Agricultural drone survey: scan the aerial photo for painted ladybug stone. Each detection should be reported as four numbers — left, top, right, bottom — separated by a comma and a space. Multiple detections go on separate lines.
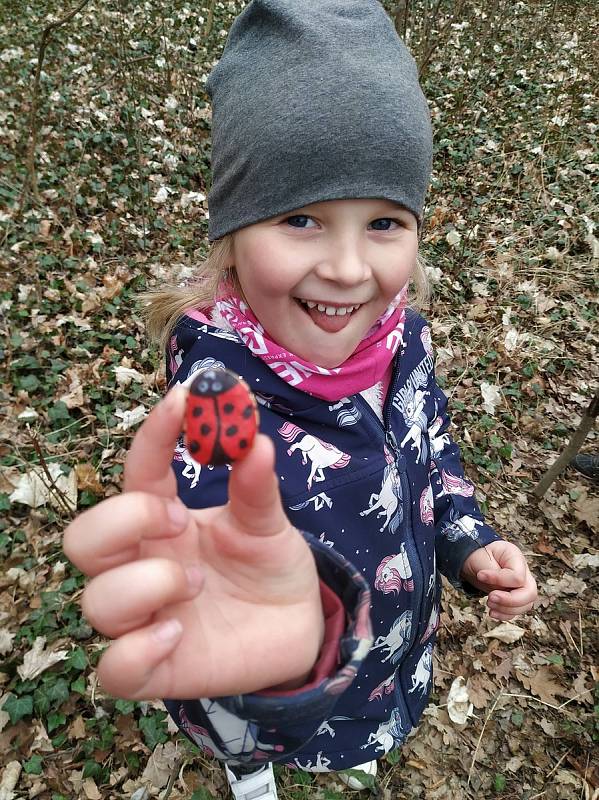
185, 368, 258, 466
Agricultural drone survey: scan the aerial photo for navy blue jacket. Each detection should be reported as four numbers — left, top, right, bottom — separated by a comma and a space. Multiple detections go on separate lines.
163, 308, 502, 771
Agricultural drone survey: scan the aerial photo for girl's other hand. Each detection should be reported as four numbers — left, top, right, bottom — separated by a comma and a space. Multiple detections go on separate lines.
460, 540, 538, 621
63, 386, 324, 700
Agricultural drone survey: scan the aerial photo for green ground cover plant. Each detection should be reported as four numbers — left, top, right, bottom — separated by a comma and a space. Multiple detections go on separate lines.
0, 1, 597, 798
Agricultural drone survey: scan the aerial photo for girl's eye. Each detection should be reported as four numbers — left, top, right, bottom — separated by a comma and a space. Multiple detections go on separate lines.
369, 218, 400, 231
285, 215, 316, 228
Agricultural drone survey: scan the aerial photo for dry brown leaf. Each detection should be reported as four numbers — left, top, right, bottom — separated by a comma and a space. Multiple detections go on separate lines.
571, 671, 593, 705
466, 674, 493, 709
59, 370, 85, 409
7, 464, 77, 511
82, 777, 101, 800
30, 722, 54, 753
17, 636, 69, 681
0, 761, 21, 800
75, 463, 104, 494
81, 292, 102, 315
505, 755, 524, 772
38, 220, 52, 238
101, 274, 124, 299
539, 717, 557, 737
574, 491, 599, 531
141, 741, 180, 789
68, 715, 87, 740
483, 622, 526, 643
515, 666, 569, 706
544, 575, 588, 597
0, 630, 15, 657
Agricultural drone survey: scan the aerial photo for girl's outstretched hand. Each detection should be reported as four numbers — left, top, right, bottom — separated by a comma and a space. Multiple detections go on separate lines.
64, 386, 324, 700
460, 540, 538, 621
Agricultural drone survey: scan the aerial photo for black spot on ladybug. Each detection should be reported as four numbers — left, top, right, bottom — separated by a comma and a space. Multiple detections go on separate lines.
239, 439, 248, 449
242, 405, 253, 419
226, 425, 238, 436
192, 406, 203, 417
223, 402, 234, 414
201, 423, 212, 435
189, 441, 200, 453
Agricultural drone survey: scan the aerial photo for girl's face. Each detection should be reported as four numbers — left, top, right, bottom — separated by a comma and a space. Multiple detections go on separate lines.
231, 198, 419, 369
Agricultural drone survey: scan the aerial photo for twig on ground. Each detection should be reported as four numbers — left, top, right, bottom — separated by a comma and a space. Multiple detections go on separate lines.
468, 690, 592, 785
468, 692, 502, 786
161, 756, 185, 800
25, 428, 75, 515
533, 388, 599, 497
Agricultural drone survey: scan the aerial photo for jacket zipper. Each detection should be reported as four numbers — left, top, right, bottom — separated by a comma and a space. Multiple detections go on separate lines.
354, 366, 427, 727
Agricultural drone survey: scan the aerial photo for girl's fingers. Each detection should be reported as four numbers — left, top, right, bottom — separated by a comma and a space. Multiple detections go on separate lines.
96, 619, 184, 700
489, 609, 530, 621
64, 492, 190, 575
476, 566, 527, 589
488, 577, 537, 607
124, 384, 187, 497
81, 558, 204, 638
227, 433, 291, 537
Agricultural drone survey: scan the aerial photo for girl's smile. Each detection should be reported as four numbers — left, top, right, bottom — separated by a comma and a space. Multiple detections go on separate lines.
231, 198, 419, 368
294, 297, 364, 333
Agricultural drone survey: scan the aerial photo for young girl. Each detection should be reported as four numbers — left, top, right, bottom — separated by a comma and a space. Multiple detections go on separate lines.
64, 1, 537, 797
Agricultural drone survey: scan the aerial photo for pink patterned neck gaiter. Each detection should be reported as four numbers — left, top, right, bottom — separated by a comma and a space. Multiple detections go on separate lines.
213, 292, 406, 401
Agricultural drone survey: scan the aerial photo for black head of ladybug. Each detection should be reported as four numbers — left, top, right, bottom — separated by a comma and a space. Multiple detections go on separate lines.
190, 367, 239, 397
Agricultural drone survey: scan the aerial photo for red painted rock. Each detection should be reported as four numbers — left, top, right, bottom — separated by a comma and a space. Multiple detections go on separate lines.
185, 367, 258, 466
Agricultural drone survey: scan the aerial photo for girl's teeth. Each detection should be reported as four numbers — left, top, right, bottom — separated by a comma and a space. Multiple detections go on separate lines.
299, 299, 360, 316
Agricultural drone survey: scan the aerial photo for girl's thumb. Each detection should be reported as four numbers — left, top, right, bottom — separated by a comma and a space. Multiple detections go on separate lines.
227, 433, 289, 537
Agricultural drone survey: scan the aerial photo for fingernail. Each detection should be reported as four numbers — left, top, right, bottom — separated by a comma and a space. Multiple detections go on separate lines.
167, 499, 189, 530
186, 564, 204, 591
153, 618, 183, 643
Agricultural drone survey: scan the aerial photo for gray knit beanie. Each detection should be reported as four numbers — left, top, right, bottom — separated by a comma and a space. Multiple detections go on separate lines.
206, 0, 432, 241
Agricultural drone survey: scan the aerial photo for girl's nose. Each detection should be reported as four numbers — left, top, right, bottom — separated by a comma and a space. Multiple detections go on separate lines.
315, 243, 370, 286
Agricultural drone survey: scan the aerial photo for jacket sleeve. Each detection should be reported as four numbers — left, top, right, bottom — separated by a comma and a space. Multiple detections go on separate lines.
164, 533, 373, 767
427, 373, 503, 592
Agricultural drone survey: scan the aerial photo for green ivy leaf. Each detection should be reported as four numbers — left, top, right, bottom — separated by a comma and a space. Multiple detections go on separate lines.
494, 773, 507, 792
47, 712, 66, 732
70, 676, 86, 694
66, 647, 88, 671
138, 711, 168, 748
23, 755, 43, 775
190, 790, 216, 800
115, 699, 136, 715
5, 694, 34, 723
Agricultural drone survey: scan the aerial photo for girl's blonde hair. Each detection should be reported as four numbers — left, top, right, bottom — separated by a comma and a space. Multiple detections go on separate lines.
140, 235, 430, 354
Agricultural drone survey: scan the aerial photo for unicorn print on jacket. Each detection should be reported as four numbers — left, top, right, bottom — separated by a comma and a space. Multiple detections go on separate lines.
442, 512, 484, 541
371, 610, 413, 664
409, 643, 433, 696
278, 422, 351, 489
374, 543, 414, 594
361, 708, 410, 754
398, 386, 429, 463
360, 446, 403, 533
